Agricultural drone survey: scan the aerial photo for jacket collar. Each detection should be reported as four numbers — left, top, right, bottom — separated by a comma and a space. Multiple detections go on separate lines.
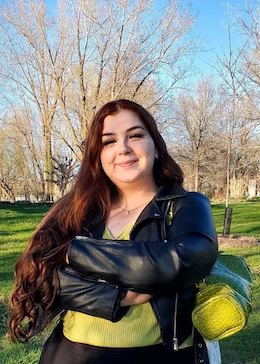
90, 182, 186, 238
155, 182, 187, 201
131, 182, 187, 234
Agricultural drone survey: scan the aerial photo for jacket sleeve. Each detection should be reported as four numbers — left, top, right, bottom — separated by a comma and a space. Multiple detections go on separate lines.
56, 265, 128, 321
166, 192, 218, 288
68, 193, 218, 293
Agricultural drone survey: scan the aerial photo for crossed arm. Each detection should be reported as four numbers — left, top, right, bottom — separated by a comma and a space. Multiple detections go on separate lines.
58, 193, 218, 321
68, 193, 218, 292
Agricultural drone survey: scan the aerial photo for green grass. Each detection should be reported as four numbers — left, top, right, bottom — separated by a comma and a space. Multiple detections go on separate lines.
212, 201, 260, 237
219, 246, 260, 364
0, 203, 51, 363
0, 202, 259, 363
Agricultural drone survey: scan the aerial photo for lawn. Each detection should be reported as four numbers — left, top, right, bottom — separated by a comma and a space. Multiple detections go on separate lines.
212, 200, 260, 238
0, 201, 259, 363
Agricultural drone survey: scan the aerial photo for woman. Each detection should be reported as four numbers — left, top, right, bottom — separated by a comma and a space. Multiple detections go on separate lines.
9, 99, 218, 363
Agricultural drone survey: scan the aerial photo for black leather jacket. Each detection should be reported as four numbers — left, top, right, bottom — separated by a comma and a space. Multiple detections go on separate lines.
34, 183, 218, 362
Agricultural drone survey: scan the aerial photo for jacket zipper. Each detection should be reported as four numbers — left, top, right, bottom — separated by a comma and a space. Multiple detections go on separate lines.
163, 199, 179, 351
150, 293, 179, 350
172, 293, 179, 351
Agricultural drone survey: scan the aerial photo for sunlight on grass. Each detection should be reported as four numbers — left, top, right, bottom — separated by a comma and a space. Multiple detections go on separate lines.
0, 202, 259, 363
212, 202, 260, 237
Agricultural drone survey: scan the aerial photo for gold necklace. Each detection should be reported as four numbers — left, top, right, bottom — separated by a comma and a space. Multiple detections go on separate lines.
110, 192, 157, 219
122, 201, 149, 215
119, 196, 157, 215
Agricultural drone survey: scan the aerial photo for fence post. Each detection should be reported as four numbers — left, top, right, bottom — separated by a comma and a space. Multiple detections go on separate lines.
223, 207, 232, 237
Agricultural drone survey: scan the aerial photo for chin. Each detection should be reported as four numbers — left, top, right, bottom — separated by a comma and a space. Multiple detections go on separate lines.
115, 178, 140, 185
113, 174, 150, 186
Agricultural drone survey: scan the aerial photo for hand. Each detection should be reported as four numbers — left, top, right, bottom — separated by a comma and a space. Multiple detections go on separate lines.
120, 290, 153, 307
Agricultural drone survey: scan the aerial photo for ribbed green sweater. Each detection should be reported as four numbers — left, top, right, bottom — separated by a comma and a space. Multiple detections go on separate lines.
63, 225, 192, 348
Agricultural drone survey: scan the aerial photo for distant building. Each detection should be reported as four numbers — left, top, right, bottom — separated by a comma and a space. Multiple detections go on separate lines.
248, 179, 260, 198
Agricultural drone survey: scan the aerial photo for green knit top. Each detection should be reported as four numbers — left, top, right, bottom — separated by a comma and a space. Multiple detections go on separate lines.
63, 224, 192, 348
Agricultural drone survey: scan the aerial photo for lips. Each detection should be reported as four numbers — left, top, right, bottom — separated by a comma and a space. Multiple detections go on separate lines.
117, 159, 138, 167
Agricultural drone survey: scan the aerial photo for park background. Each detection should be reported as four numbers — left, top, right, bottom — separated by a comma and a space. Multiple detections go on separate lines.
0, 0, 259, 363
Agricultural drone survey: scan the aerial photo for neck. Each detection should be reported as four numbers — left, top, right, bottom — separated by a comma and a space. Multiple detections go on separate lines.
115, 180, 158, 209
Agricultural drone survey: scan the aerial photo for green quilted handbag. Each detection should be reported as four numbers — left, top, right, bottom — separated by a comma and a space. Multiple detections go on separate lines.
192, 254, 253, 341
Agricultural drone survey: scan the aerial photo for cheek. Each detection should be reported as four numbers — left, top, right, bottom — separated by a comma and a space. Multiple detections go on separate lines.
100, 150, 107, 171
100, 149, 114, 173
140, 141, 155, 160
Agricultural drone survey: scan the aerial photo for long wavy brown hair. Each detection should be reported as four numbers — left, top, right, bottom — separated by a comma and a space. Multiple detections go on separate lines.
9, 99, 183, 342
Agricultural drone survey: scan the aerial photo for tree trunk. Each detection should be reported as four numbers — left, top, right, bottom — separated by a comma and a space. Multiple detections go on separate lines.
194, 152, 199, 192
43, 120, 53, 202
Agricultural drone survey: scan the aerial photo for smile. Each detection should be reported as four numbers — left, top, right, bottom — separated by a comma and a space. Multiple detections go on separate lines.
116, 160, 138, 167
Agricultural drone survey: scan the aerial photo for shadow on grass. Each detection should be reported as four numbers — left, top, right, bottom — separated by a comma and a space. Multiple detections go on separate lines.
0, 203, 50, 228
221, 322, 260, 364
211, 203, 225, 208
0, 251, 20, 270
220, 249, 260, 261
238, 227, 260, 236
240, 251, 260, 260
0, 203, 51, 214
0, 228, 35, 236
0, 289, 46, 363
0, 215, 45, 224
0, 271, 14, 286
0, 297, 52, 364
0, 252, 21, 295
0, 301, 45, 364
0, 299, 8, 338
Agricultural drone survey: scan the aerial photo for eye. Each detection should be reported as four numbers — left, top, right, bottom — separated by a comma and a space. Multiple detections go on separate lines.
102, 139, 116, 146
129, 133, 144, 139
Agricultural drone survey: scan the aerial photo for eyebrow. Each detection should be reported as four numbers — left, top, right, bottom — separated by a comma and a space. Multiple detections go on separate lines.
102, 125, 145, 137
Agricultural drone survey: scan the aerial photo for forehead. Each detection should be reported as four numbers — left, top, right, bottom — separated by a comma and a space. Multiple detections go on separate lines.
102, 109, 146, 133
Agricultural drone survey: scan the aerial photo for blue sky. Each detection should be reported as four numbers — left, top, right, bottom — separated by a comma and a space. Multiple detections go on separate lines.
0, 0, 250, 83
188, 0, 248, 76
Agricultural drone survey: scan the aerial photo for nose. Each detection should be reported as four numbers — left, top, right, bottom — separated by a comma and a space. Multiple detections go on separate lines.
117, 137, 131, 155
